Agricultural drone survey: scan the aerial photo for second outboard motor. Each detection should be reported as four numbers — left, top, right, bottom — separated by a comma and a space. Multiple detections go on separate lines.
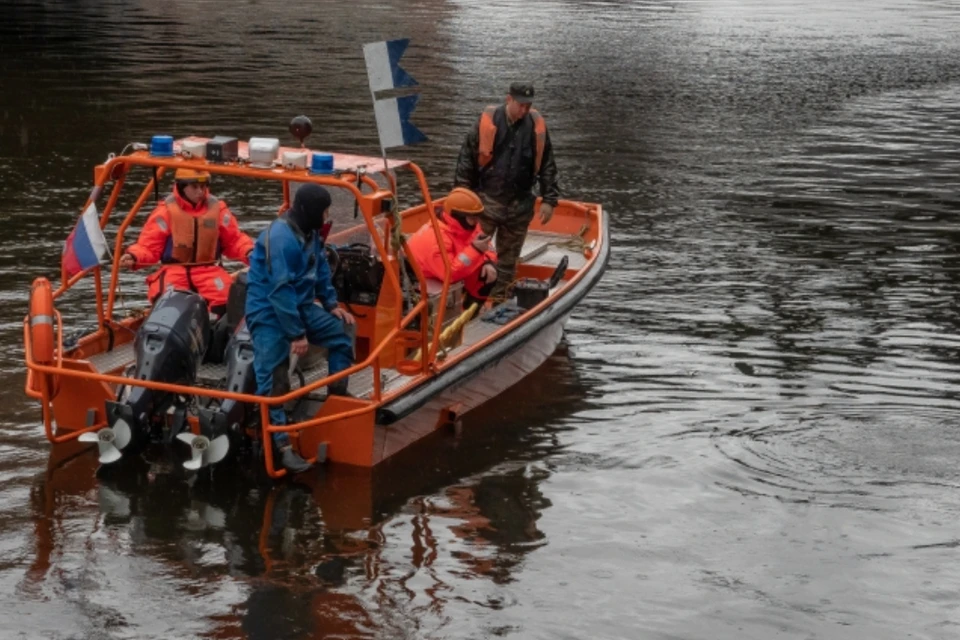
187, 319, 258, 470
82, 290, 210, 465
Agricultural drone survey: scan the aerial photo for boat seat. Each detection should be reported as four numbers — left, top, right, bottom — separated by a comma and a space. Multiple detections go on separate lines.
426, 276, 462, 308
425, 277, 463, 298
410, 278, 463, 329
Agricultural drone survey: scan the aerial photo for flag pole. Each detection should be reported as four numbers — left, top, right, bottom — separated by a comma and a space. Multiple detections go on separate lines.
369, 87, 400, 253
371, 95, 410, 327
379, 123, 404, 281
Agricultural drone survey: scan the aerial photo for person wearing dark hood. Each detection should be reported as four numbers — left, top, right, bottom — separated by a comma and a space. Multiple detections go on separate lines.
119, 168, 254, 313
454, 82, 560, 301
245, 184, 355, 474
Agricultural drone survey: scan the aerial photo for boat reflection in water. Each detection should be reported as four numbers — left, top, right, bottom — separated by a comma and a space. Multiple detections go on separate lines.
22, 345, 590, 637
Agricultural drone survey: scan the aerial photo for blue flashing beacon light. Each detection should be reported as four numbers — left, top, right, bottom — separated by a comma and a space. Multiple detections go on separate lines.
149, 135, 174, 157
309, 153, 334, 175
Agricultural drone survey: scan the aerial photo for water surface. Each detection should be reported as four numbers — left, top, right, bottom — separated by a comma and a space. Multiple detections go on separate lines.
2, 1, 960, 638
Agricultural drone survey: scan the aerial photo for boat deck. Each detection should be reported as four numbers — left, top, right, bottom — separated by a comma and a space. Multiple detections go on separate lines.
85, 230, 578, 397
86, 341, 404, 399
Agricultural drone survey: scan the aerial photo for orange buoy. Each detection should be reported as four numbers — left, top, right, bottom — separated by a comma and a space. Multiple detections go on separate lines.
29, 277, 55, 365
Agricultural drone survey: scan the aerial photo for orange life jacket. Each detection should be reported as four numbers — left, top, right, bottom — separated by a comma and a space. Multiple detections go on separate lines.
477, 105, 547, 174
165, 195, 221, 265
406, 209, 497, 285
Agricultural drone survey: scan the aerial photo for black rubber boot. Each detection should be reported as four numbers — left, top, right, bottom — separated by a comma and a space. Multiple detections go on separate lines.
463, 277, 494, 310
279, 446, 312, 474
462, 293, 487, 311
327, 378, 351, 397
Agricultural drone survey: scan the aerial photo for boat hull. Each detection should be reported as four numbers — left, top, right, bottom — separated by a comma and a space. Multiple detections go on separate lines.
372, 313, 568, 463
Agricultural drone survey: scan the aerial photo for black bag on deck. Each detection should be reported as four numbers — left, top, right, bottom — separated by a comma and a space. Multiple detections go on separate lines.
332, 244, 384, 306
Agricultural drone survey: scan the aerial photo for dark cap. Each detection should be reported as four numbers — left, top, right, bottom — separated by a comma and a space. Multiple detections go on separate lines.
509, 82, 535, 104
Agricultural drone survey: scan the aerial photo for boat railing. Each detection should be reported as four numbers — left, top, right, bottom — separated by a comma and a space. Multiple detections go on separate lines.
48, 146, 460, 356
23, 144, 467, 473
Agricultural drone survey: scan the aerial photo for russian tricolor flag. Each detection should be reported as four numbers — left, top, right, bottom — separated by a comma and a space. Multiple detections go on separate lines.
62, 203, 109, 278
363, 38, 428, 150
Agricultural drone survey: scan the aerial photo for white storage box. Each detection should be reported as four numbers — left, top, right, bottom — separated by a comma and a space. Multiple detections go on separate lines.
248, 137, 280, 167
180, 140, 207, 159
281, 151, 308, 170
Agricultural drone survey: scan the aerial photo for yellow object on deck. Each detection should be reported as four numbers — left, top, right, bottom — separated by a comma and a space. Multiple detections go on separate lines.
412, 302, 479, 362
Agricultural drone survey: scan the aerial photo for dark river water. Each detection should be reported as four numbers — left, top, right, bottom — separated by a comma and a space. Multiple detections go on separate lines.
3, 0, 960, 638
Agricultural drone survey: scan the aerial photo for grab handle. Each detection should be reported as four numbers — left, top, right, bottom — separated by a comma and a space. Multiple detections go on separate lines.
547, 255, 569, 289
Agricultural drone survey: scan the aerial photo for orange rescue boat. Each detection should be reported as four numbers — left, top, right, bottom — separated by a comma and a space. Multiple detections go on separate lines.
23, 131, 608, 478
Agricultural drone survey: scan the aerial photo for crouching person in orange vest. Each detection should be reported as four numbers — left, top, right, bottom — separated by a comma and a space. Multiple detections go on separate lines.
406, 187, 498, 309
119, 168, 254, 315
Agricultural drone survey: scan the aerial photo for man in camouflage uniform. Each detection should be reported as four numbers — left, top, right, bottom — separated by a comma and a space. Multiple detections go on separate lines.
454, 82, 560, 301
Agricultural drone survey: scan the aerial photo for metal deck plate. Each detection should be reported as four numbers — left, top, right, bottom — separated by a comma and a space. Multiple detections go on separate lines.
196, 356, 407, 400
86, 342, 135, 374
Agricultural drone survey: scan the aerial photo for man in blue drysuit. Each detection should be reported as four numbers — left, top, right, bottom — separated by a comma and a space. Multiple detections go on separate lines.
245, 184, 355, 474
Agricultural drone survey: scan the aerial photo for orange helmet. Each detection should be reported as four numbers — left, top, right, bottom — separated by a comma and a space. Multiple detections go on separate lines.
443, 187, 484, 215
174, 168, 211, 183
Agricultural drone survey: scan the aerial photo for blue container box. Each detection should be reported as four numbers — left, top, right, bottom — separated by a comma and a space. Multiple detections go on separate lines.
309, 153, 334, 174
149, 135, 174, 157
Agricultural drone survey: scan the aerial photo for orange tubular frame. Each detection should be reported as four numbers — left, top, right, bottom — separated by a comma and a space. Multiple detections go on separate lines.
24, 143, 461, 476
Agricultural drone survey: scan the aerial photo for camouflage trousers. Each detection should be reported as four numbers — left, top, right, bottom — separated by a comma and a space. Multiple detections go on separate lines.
478, 192, 536, 301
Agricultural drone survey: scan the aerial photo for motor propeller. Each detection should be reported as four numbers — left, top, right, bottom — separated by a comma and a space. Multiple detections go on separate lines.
78, 418, 133, 465
176, 432, 230, 470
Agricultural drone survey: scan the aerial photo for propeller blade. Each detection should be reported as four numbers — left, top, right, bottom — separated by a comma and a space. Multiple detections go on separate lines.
179, 434, 208, 471
97, 442, 123, 465
112, 418, 132, 450
79, 428, 126, 465
178, 433, 230, 470
203, 435, 230, 467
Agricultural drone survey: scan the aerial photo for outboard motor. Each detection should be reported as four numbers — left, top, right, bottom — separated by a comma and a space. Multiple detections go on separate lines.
81, 290, 210, 464
188, 319, 258, 470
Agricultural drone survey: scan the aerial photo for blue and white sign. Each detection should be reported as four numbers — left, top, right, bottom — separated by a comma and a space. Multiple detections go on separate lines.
363, 38, 418, 93
363, 38, 428, 150
372, 94, 427, 150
